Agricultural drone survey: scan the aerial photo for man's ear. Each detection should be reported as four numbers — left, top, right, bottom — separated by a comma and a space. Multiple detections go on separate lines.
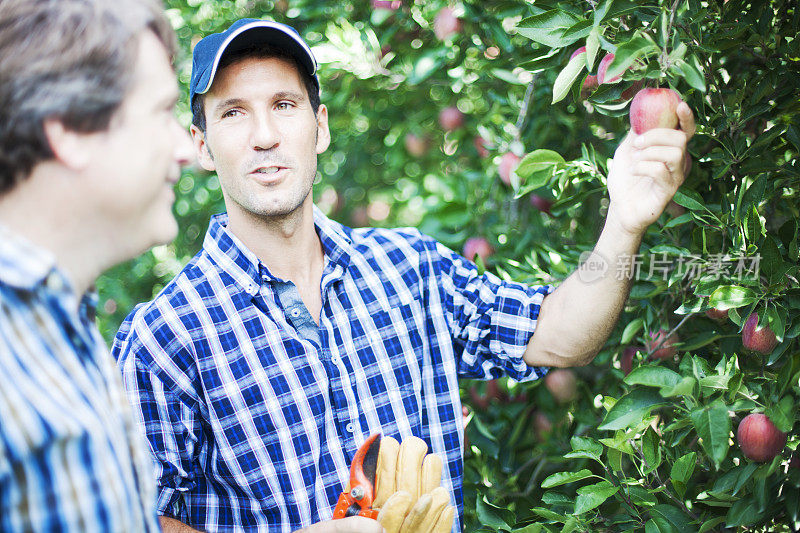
190, 124, 216, 172
315, 104, 331, 155
43, 118, 93, 170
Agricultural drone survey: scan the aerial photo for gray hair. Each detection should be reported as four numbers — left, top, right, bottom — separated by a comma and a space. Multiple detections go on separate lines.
0, 0, 176, 193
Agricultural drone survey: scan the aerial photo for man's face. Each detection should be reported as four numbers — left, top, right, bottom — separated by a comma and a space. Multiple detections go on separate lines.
90, 30, 192, 255
191, 55, 330, 222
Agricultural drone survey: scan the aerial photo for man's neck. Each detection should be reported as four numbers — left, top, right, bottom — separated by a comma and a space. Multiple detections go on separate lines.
225, 199, 324, 288
0, 165, 110, 297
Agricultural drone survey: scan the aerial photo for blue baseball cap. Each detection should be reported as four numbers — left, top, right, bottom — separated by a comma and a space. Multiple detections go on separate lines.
190, 19, 319, 105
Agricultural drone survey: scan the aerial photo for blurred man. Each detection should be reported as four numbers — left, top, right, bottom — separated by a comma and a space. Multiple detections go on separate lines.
0, 0, 193, 529
113, 18, 695, 533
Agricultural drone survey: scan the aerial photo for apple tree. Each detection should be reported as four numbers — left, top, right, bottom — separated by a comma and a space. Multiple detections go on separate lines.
92, 0, 799, 531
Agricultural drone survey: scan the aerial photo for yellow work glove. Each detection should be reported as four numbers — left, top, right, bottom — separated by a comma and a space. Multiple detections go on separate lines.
373, 436, 455, 533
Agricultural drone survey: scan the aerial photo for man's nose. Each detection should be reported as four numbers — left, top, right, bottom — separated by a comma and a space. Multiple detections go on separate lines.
250, 113, 280, 151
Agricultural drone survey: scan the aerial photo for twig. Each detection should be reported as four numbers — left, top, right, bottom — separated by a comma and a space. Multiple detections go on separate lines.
631, 440, 700, 522
514, 75, 538, 139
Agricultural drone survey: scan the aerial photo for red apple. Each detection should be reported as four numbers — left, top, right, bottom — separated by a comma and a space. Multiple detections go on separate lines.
463, 237, 494, 264
498, 152, 521, 186
434, 7, 461, 40
580, 74, 599, 100
742, 313, 778, 354
665, 200, 686, 218
597, 53, 621, 84
629, 88, 684, 135
621, 345, 642, 376
473, 136, 490, 158
705, 307, 729, 321
529, 194, 552, 215
544, 369, 577, 404
438, 106, 464, 132
737, 413, 787, 462
619, 79, 644, 101
533, 411, 553, 440
351, 206, 369, 227
646, 329, 679, 360
404, 133, 429, 157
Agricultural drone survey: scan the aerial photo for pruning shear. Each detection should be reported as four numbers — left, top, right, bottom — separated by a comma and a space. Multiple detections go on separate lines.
333, 433, 382, 520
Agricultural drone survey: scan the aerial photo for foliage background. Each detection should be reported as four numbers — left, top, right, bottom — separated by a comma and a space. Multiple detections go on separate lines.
96, 0, 800, 531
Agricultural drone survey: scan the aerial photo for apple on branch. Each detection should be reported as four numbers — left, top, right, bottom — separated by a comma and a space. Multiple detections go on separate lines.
544, 369, 577, 404
434, 7, 461, 40
438, 106, 464, 132
620, 345, 643, 375
629, 88, 684, 134
742, 312, 778, 354
404, 133, 429, 157
646, 329, 679, 360
737, 413, 787, 462
463, 237, 494, 264
498, 152, 521, 186
529, 194, 552, 215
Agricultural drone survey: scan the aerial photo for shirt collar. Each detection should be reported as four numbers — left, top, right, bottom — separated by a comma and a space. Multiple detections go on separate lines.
203, 205, 353, 293
0, 224, 58, 290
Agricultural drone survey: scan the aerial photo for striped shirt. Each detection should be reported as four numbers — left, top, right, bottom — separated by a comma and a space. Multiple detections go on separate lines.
112, 207, 551, 532
0, 225, 160, 532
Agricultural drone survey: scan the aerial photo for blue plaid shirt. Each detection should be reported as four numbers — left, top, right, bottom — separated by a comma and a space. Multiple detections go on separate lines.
112, 207, 551, 532
0, 225, 160, 532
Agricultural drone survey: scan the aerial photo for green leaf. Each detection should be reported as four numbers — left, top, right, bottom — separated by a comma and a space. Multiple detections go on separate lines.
595, 0, 640, 25
642, 428, 662, 473
698, 517, 727, 533
628, 486, 657, 507
599, 389, 666, 431
708, 285, 757, 310
530, 508, 566, 522
660, 376, 696, 398
690, 399, 731, 469
672, 189, 707, 212
566, 436, 604, 462
516, 149, 566, 193
585, 28, 600, 70
677, 55, 706, 92
603, 35, 658, 81
621, 317, 644, 344
624, 366, 681, 389
650, 504, 694, 532
726, 498, 761, 527
764, 396, 794, 433
517, 10, 582, 48
680, 332, 722, 351
670, 452, 697, 485
552, 53, 586, 104
541, 469, 595, 489
476, 495, 513, 529
574, 481, 618, 514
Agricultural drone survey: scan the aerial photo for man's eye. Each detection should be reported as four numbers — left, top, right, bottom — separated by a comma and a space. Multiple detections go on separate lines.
222, 109, 241, 118
276, 102, 294, 111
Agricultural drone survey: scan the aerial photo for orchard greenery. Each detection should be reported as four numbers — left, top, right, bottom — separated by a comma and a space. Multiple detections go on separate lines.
95, 0, 799, 531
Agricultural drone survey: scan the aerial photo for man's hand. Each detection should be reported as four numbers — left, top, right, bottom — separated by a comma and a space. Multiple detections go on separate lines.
294, 517, 385, 533
606, 102, 696, 237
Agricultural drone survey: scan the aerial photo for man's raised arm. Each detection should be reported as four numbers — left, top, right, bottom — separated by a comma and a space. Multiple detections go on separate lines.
525, 103, 696, 368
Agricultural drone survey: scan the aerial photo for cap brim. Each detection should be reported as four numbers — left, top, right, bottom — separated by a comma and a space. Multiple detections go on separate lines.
196, 21, 318, 97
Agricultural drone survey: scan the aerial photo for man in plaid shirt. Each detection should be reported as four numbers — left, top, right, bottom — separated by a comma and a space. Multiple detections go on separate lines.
112, 18, 695, 533
0, 0, 193, 530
